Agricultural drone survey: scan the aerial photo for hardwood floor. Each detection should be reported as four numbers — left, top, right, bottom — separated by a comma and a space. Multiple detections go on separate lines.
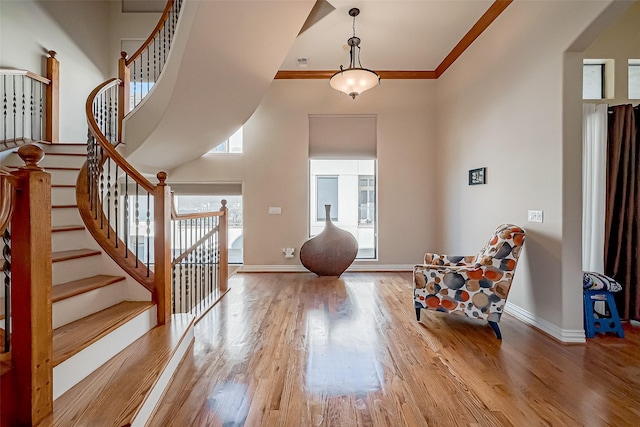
149, 272, 640, 426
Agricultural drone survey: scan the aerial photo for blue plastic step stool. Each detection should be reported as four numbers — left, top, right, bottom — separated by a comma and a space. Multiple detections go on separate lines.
583, 290, 624, 338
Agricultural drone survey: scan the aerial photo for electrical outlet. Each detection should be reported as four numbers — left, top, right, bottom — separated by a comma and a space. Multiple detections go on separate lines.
268, 207, 281, 215
527, 210, 543, 223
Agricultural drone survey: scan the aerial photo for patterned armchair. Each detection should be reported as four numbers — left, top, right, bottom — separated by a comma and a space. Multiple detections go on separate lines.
413, 224, 526, 339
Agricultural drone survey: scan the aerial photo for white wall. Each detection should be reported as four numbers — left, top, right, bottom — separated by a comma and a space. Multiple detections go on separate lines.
107, 2, 160, 77
0, 0, 111, 142
169, 79, 438, 268
434, 0, 628, 339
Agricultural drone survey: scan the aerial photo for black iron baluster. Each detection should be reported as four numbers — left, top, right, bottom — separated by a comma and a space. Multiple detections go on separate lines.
140, 57, 143, 106
39, 83, 43, 141
153, 38, 157, 82
147, 49, 150, 98
124, 175, 129, 257
13, 75, 17, 143
99, 154, 105, 230
30, 80, 34, 141
106, 159, 112, 239
3, 228, 11, 352
3, 75, 8, 148
146, 191, 150, 277
135, 183, 140, 267
87, 130, 93, 209
21, 75, 25, 141
114, 165, 119, 247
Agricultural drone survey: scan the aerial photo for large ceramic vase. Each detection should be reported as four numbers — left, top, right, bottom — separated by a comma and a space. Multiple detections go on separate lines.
300, 204, 358, 277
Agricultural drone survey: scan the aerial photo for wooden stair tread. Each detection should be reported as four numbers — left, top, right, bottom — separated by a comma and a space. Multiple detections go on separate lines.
52, 224, 85, 233
43, 314, 193, 427
52, 301, 154, 367
52, 275, 126, 303
52, 249, 101, 263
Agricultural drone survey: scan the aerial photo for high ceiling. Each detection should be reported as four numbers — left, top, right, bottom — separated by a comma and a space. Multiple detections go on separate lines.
280, 0, 500, 73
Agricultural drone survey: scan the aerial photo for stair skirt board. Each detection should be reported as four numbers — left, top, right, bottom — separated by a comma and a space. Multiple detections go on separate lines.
52, 281, 132, 329
132, 323, 195, 426
53, 305, 157, 399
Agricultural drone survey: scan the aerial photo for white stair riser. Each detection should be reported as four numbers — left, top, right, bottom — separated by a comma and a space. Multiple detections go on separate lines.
131, 325, 194, 427
52, 255, 102, 285
41, 144, 87, 155
44, 156, 86, 169
52, 207, 82, 227
48, 169, 80, 186
52, 281, 127, 329
51, 187, 77, 206
53, 305, 157, 400
51, 229, 95, 253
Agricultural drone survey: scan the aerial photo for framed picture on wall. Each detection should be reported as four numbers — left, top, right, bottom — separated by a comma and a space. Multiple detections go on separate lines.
469, 167, 486, 185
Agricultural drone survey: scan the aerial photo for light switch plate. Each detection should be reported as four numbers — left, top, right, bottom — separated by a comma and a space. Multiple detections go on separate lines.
527, 210, 543, 223
268, 206, 281, 215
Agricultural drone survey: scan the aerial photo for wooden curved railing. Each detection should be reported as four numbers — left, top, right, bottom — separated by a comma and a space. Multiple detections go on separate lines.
79, 79, 157, 291
0, 51, 59, 149
80, 0, 227, 325
117, 0, 184, 137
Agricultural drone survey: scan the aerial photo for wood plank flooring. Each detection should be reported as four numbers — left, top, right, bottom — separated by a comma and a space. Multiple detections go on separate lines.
149, 272, 640, 426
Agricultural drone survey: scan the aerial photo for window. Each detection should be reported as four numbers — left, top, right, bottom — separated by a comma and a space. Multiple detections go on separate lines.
309, 160, 377, 259
174, 195, 243, 264
583, 63, 605, 99
358, 176, 375, 225
316, 176, 338, 221
207, 127, 243, 154
629, 60, 640, 99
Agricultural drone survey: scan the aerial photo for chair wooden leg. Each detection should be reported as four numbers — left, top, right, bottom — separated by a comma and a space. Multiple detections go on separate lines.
415, 308, 421, 321
489, 321, 502, 339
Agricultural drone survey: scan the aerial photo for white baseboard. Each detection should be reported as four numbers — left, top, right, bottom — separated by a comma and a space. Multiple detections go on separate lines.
505, 301, 585, 343
239, 264, 413, 273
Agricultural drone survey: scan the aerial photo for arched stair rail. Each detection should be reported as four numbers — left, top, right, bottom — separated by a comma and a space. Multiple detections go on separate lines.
80, 0, 227, 326
118, 0, 184, 138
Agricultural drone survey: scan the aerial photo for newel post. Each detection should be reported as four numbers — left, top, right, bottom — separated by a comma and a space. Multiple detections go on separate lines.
45, 51, 59, 143
11, 145, 53, 425
154, 172, 172, 324
117, 52, 130, 143
219, 200, 228, 292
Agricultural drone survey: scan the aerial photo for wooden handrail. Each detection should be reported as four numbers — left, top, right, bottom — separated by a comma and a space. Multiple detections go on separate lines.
125, 0, 177, 66
1, 51, 59, 145
170, 194, 225, 220
0, 69, 51, 85
85, 79, 155, 194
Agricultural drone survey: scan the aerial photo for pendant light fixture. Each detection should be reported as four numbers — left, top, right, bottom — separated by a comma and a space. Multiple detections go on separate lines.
329, 8, 380, 99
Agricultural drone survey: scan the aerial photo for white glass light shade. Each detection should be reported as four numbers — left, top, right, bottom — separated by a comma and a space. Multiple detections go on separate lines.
329, 68, 380, 99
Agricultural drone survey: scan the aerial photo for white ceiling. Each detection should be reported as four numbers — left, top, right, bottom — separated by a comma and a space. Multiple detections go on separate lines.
280, 0, 495, 71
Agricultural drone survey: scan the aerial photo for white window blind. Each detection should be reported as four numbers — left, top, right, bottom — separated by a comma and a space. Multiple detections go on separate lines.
309, 115, 377, 159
